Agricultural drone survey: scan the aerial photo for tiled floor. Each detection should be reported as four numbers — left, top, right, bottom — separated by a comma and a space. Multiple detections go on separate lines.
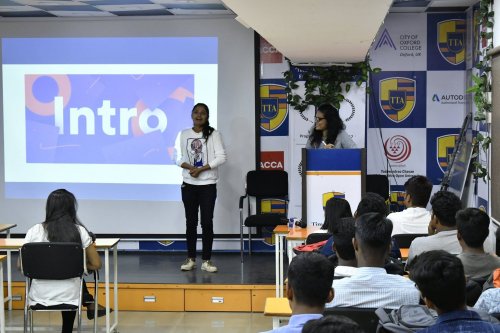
4, 309, 276, 332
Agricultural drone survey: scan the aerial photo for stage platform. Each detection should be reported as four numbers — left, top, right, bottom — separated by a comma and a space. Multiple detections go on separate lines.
7, 251, 278, 284
3, 251, 282, 312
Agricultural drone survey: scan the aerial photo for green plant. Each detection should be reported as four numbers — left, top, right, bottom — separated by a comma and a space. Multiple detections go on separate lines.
467, 0, 494, 181
283, 59, 380, 112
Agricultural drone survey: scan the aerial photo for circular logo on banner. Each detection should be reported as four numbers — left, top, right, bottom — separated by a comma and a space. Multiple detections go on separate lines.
384, 135, 411, 163
340, 98, 356, 122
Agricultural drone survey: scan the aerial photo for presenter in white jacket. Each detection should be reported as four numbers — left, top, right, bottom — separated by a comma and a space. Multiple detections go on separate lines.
174, 103, 227, 273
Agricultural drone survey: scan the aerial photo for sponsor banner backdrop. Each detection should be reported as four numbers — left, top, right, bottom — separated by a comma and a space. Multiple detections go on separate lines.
427, 13, 466, 71
367, 128, 427, 188
369, 71, 427, 129
426, 71, 466, 128
370, 13, 427, 71
426, 128, 461, 185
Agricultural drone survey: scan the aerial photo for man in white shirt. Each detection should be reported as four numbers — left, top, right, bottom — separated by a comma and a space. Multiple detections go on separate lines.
406, 191, 462, 267
327, 212, 420, 309
262, 252, 335, 333
387, 175, 433, 236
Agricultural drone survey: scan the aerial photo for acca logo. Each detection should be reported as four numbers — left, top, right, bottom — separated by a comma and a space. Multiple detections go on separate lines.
260, 151, 284, 170
384, 135, 412, 163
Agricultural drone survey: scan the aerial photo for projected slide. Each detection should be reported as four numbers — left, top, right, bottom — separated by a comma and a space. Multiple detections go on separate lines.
3, 37, 218, 200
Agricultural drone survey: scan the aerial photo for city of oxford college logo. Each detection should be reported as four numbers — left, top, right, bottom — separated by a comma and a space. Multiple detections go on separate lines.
260, 84, 288, 132
374, 28, 397, 50
437, 134, 459, 173
437, 19, 465, 65
384, 135, 412, 163
379, 77, 416, 123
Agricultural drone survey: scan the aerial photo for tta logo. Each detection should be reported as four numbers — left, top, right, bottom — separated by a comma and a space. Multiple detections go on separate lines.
391, 191, 406, 208
260, 84, 288, 132
379, 77, 416, 123
261, 199, 286, 214
437, 134, 458, 173
374, 28, 397, 50
384, 135, 412, 163
437, 19, 465, 65
322, 191, 345, 207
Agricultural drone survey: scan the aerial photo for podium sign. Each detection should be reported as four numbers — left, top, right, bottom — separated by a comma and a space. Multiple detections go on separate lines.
302, 148, 365, 226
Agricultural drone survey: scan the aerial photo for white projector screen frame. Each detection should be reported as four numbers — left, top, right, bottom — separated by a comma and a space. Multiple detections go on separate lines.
0, 17, 256, 235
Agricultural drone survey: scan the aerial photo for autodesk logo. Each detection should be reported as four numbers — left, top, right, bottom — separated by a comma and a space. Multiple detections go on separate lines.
432, 94, 440, 102
375, 28, 396, 50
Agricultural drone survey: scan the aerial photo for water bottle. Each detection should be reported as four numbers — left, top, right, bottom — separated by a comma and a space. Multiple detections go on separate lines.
288, 217, 296, 229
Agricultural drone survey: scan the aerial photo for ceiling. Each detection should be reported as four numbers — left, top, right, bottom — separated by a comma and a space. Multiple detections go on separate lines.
224, 0, 393, 64
0, 0, 478, 18
0, 0, 235, 17
0, 0, 479, 63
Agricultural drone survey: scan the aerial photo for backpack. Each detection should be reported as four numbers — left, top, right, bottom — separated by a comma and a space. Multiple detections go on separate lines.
292, 240, 328, 254
375, 305, 437, 333
376, 305, 499, 333
483, 268, 500, 291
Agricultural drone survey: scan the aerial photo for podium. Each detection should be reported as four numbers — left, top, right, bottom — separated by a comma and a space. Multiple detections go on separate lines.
301, 148, 366, 226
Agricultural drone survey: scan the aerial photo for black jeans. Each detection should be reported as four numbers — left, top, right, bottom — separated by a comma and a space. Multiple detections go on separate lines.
181, 182, 217, 260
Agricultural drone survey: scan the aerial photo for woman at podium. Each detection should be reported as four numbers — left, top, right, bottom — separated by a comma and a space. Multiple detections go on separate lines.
305, 103, 356, 149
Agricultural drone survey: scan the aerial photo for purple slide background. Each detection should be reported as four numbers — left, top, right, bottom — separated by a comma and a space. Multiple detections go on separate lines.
26, 74, 194, 164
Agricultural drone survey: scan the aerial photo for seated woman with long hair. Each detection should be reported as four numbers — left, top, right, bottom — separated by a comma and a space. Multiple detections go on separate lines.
23, 189, 101, 333
318, 198, 353, 257
306, 103, 356, 149
321, 197, 353, 234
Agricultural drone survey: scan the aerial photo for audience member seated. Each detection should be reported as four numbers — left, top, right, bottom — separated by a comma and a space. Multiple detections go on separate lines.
326, 212, 420, 309
320, 197, 353, 233
457, 208, 500, 280
302, 315, 363, 333
315, 198, 352, 257
321, 192, 402, 259
23, 189, 102, 333
406, 191, 462, 267
331, 217, 357, 278
261, 252, 334, 333
387, 175, 432, 236
411, 250, 500, 332
354, 192, 388, 217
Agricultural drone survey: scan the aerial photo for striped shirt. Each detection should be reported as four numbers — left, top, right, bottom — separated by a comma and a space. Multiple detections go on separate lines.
326, 267, 420, 309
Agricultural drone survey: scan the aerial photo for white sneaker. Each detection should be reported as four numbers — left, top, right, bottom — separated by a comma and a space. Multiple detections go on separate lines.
181, 258, 196, 271
201, 260, 218, 273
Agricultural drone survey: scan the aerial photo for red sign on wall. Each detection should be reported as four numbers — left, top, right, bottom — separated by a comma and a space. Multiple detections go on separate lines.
260, 37, 284, 64
260, 151, 284, 170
